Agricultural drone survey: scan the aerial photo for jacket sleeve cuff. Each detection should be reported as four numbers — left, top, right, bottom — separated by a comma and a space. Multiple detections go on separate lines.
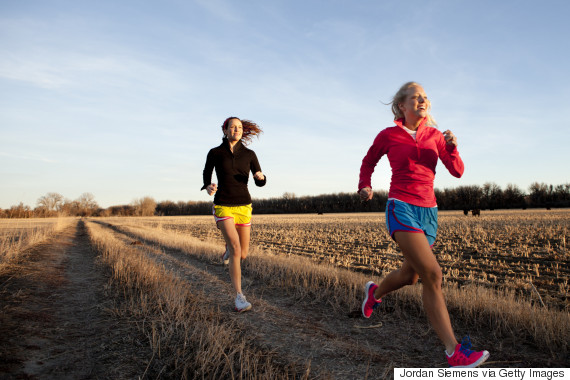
358, 181, 372, 191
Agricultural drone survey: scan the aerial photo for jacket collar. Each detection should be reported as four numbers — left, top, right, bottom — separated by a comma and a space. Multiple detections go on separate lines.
222, 137, 244, 153
394, 117, 427, 131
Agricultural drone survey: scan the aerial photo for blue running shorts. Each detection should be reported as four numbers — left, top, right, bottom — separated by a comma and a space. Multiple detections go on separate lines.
385, 199, 438, 247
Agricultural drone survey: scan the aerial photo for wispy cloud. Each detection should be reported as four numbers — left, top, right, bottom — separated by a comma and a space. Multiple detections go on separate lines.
0, 151, 58, 164
0, 47, 185, 92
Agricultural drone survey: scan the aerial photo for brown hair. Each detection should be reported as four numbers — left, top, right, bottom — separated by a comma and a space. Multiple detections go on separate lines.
390, 81, 437, 127
221, 117, 263, 145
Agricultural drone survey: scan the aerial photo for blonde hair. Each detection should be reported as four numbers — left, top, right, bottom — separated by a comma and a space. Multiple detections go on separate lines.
390, 81, 437, 127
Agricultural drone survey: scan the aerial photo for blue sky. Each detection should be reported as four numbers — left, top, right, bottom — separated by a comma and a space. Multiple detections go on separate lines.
1, 0, 569, 209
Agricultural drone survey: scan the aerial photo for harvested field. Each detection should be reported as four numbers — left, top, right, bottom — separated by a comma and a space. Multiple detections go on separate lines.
0, 210, 568, 379
153, 209, 570, 311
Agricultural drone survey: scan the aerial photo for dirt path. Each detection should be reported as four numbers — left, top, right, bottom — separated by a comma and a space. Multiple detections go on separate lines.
0, 220, 150, 379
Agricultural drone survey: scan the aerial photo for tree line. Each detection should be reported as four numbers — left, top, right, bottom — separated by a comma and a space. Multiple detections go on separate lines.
175, 182, 569, 216
1, 182, 568, 219
0, 193, 157, 219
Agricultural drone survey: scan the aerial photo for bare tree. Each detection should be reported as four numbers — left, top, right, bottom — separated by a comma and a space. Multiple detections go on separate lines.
504, 183, 525, 208
59, 199, 78, 216
481, 182, 502, 209
455, 185, 483, 210
77, 193, 99, 216
6, 203, 32, 218
282, 192, 296, 200
529, 182, 550, 207
132, 197, 156, 216
36, 192, 64, 214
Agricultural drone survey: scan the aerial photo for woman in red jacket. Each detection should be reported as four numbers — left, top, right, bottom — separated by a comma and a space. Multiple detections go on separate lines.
202, 116, 266, 312
358, 82, 489, 368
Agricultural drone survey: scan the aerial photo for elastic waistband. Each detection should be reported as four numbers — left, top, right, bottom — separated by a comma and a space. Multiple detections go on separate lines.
387, 198, 437, 209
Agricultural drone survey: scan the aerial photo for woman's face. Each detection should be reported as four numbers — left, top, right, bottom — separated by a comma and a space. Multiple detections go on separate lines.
398, 85, 429, 122
224, 118, 243, 142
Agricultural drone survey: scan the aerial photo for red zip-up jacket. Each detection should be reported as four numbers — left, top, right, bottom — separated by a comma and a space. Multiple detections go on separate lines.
358, 118, 464, 208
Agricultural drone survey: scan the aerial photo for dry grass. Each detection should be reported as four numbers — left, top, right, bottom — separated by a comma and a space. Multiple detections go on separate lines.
0, 217, 75, 269
85, 220, 311, 379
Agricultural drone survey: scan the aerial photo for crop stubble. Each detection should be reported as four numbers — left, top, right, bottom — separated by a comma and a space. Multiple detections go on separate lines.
151, 209, 569, 311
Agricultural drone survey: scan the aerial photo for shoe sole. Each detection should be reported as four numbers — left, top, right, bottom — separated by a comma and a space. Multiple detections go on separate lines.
362, 281, 375, 318
469, 351, 490, 368
450, 351, 490, 368
235, 304, 252, 312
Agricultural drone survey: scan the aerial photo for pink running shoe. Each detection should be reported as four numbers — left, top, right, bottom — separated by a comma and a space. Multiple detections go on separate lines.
446, 336, 490, 368
362, 281, 382, 318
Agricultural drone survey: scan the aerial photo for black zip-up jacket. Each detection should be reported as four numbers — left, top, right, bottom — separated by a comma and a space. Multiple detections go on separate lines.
201, 138, 267, 205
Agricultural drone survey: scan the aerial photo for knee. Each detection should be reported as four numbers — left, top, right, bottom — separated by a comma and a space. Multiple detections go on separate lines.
229, 243, 241, 257
421, 266, 443, 289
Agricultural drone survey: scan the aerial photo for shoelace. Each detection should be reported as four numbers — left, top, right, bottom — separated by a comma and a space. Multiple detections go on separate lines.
458, 336, 474, 358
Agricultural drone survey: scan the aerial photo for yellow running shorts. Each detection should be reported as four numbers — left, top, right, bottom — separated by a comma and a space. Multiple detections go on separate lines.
212, 204, 253, 227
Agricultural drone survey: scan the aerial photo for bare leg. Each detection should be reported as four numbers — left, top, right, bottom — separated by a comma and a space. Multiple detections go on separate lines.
236, 225, 251, 260
393, 231, 458, 353
218, 219, 243, 294
374, 259, 419, 299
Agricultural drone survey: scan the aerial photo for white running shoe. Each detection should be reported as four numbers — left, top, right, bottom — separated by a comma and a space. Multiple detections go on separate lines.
235, 293, 252, 312
222, 245, 230, 265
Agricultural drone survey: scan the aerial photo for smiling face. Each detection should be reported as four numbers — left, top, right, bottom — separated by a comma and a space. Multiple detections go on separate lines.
224, 118, 243, 142
398, 85, 430, 124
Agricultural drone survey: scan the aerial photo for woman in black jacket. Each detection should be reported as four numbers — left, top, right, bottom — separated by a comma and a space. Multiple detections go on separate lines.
202, 116, 266, 312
